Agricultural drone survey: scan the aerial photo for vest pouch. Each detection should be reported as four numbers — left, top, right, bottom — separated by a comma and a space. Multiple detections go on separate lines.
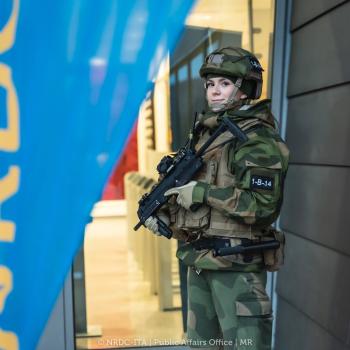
263, 229, 285, 272
175, 204, 210, 231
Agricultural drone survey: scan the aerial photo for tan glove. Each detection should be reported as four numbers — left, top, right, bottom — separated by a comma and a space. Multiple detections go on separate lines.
144, 211, 170, 236
164, 181, 208, 211
164, 181, 197, 210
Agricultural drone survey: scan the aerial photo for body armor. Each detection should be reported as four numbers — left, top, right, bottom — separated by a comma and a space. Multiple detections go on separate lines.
173, 116, 266, 240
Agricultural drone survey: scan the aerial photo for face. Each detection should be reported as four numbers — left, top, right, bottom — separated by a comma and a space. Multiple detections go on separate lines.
205, 77, 235, 104
205, 76, 246, 111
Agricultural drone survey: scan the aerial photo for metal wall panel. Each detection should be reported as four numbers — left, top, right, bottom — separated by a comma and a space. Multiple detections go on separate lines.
286, 84, 350, 166
280, 165, 350, 256
37, 272, 74, 350
275, 0, 350, 349
288, 1, 350, 96
275, 298, 350, 350
276, 233, 350, 343
37, 291, 66, 350
291, 0, 346, 30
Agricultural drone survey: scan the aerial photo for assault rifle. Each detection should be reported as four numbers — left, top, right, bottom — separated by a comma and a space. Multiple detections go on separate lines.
134, 117, 248, 238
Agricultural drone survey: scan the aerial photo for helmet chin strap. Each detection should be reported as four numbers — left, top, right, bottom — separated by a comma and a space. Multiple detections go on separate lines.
226, 77, 243, 105
209, 78, 244, 112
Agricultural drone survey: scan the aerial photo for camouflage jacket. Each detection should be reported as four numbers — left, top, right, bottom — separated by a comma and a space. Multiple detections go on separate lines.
172, 99, 289, 271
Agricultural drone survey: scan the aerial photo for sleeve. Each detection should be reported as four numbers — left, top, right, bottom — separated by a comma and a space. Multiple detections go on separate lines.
195, 134, 289, 226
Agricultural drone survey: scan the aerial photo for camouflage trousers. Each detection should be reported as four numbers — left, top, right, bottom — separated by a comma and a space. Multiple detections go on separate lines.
186, 268, 272, 350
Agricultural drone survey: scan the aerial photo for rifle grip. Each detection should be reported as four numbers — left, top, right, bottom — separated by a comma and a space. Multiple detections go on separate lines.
157, 217, 173, 239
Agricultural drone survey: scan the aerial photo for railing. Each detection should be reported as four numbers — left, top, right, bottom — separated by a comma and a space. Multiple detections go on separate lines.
124, 171, 180, 311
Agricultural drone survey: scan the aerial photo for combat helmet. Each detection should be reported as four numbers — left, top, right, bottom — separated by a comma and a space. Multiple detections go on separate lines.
200, 47, 263, 99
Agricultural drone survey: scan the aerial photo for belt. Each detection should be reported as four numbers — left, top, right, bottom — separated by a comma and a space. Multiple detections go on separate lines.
191, 236, 280, 262
191, 237, 233, 251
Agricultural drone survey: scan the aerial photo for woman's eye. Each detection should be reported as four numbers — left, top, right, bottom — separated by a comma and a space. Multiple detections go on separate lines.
221, 81, 231, 87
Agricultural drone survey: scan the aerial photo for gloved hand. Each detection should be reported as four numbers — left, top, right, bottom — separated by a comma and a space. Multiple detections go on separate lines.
144, 211, 170, 236
164, 181, 209, 211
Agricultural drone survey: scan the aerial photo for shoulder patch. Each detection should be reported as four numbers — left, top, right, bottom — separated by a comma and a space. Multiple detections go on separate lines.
250, 174, 274, 191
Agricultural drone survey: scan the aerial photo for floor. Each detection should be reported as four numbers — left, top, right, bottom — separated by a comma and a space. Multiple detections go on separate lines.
75, 211, 185, 350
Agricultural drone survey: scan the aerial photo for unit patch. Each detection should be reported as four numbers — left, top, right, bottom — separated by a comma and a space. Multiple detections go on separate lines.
250, 175, 274, 191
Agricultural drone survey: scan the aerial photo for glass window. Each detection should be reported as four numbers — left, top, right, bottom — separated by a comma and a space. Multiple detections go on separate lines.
178, 64, 188, 82
186, 0, 275, 99
190, 51, 203, 79
176, 65, 190, 149
190, 51, 206, 116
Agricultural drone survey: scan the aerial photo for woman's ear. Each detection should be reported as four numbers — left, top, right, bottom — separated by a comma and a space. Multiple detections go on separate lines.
240, 93, 248, 100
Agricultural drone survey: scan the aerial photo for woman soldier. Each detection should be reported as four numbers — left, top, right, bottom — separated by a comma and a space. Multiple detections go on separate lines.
146, 47, 289, 350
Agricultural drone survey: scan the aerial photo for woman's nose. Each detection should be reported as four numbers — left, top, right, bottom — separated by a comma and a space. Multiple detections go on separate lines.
213, 84, 220, 94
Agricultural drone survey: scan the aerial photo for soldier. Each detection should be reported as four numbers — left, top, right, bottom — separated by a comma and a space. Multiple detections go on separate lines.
145, 47, 289, 349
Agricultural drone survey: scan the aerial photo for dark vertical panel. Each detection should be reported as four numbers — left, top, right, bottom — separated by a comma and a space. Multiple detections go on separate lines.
286, 84, 350, 166
73, 247, 87, 333
280, 165, 350, 256
277, 233, 350, 343
288, 1, 350, 96
291, 0, 347, 30
275, 298, 350, 350
276, 1, 350, 349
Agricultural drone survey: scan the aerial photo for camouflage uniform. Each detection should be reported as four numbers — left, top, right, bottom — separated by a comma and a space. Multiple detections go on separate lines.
158, 47, 289, 349
186, 269, 271, 349
168, 99, 289, 349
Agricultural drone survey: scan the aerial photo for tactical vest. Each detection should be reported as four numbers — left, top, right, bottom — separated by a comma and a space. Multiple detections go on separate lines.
173, 117, 271, 240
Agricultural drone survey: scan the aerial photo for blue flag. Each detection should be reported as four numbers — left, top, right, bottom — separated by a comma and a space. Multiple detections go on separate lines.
0, 0, 194, 349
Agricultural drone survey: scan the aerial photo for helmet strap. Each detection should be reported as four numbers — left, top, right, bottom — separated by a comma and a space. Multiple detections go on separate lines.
225, 77, 243, 106
207, 77, 245, 112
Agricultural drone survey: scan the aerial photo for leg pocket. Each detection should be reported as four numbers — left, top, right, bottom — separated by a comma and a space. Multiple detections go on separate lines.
235, 299, 272, 350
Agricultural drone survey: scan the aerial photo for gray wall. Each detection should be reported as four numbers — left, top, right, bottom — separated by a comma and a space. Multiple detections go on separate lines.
274, 0, 350, 349
36, 272, 74, 350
